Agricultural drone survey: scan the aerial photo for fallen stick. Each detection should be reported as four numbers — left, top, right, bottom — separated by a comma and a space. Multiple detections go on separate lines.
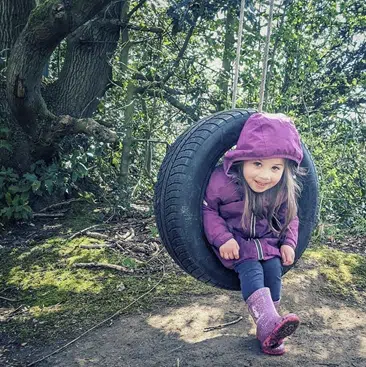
0, 295, 17, 302
114, 242, 124, 251
79, 244, 113, 249
8, 305, 24, 317
68, 224, 103, 240
33, 213, 65, 218
72, 262, 134, 273
85, 231, 109, 240
39, 198, 83, 212
203, 316, 243, 332
120, 227, 135, 241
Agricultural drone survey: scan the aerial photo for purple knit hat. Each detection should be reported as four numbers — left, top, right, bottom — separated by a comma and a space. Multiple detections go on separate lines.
223, 113, 303, 175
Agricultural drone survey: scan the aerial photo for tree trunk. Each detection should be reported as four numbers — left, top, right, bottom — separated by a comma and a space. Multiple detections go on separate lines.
119, 0, 135, 188
216, 7, 235, 111
0, 0, 120, 172
0, 0, 35, 65
119, 82, 135, 186
46, 3, 123, 117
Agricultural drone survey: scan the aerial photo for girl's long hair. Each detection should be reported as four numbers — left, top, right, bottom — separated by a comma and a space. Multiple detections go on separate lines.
235, 160, 306, 239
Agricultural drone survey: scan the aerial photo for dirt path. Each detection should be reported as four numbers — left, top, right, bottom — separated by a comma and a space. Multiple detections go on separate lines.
19, 269, 364, 367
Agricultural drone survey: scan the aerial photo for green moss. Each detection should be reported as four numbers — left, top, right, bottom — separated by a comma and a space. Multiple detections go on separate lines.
303, 245, 366, 299
0, 234, 216, 344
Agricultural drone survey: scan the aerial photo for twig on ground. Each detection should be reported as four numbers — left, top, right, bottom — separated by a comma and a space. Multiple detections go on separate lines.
72, 262, 134, 273
85, 231, 109, 240
167, 345, 183, 354
26, 263, 166, 367
150, 242, 160, 257
68, 224, 103, 240
79, 244, 114, 249
0, 295, 17, 302
144, 248, 164, 266
8, 305, 24, 316
33, 213, 65, 218
39, 198, 84, 212
114, 242, 124, 251
203, 316, 243, 332
121, 227, 135, 241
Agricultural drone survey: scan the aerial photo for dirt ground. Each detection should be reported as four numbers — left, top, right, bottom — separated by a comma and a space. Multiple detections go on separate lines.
9, 264, 365, 367
1, 210, 365, 367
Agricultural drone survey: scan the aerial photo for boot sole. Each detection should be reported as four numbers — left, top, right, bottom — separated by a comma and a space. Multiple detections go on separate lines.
262, 314, 300, 348
262, 344, 285, 356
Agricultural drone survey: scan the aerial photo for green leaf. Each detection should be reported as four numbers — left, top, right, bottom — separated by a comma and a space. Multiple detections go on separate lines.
44, 179, 54, 194
31, 180, 41, 192
5, 192, 12, 206
21, 191, 29, 202
0, 140, 12, 152
8, 185, 20, 194
23, 173, 38, 182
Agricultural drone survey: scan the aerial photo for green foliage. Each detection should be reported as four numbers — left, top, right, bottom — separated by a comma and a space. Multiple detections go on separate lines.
0, 146, 96, 220
304, 245, 366, 299
1, 0, 365, 232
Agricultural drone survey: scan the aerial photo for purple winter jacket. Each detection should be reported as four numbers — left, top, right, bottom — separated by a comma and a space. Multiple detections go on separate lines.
202, 113, 303, 269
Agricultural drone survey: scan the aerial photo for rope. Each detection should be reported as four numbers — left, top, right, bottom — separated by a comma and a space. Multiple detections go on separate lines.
231, 0, 246, 109
258, 0, 275, 112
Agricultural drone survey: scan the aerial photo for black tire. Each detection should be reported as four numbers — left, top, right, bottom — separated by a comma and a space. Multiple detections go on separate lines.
154, 109, 319, 290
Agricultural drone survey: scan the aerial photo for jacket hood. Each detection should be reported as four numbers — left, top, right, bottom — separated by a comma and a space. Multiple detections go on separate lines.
223, 112, 303, 176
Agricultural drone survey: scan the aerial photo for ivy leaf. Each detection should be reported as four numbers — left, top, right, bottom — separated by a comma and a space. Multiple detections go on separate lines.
44, 179, 54, 194
31, 180, 41, 192
24, 173, 38, 182
5, 192, 12, 206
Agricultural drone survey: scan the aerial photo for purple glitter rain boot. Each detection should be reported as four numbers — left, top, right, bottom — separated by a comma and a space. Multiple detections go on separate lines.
262, 300, 285, 355
254, 299, 285, 355
247, 288, 299, 353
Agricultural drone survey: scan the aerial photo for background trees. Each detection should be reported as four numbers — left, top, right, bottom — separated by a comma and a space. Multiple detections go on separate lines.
0, 0, 364, 232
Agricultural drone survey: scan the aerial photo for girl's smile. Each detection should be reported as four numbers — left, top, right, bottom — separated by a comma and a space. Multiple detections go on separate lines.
243, 158, 285, 193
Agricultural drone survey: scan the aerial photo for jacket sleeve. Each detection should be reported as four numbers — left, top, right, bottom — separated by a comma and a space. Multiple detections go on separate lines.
283, 216, 299, 249
202, 172, 234, 249
277, 201, 299, 249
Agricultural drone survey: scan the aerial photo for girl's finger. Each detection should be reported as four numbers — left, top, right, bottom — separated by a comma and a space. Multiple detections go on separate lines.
282, 251, 288, 265
234, 248, 239, 259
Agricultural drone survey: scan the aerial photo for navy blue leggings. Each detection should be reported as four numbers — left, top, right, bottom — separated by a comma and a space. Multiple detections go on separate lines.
234, 257, 282, 302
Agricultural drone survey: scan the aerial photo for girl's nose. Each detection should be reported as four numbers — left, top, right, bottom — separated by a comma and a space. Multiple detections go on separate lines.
258, 172, 271, 181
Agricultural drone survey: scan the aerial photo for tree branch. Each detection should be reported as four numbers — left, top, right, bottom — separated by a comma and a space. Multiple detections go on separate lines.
163, 21, 196, 83
6, 0, 116, 131
104, 20, 164, 33
41, 115, 117, 145
135, 88, 198, 121
127, 0, 147, 20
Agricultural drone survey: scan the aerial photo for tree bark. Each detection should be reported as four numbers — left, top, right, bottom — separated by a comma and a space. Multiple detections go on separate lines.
0, 0, 35, 63
0, 0, 120, 172
119, 81, 135, 186
6, 0, 116, 130
46, 2, 123, 117
216, 7, 235, 111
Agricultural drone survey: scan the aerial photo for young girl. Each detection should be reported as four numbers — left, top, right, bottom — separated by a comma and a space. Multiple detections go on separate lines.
202, 112, 304, 355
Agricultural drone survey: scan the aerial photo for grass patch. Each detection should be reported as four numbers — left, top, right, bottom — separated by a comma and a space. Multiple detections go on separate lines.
303, 244, 366, 300
0, 235, 215, 345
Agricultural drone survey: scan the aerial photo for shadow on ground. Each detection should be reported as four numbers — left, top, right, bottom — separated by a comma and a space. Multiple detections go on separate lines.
26, 273, 366, 367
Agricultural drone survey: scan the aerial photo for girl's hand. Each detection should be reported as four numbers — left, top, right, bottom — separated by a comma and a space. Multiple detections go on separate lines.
219, 238, 240, 260
281, 244, 295, 266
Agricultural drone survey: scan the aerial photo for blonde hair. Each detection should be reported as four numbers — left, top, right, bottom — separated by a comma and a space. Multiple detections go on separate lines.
235, 160, 306, 239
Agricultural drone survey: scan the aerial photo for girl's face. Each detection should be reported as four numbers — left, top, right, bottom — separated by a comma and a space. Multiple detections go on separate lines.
242, 158, 285, 193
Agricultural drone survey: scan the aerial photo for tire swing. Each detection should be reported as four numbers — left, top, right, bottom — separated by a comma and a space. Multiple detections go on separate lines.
154, 1, 319, 290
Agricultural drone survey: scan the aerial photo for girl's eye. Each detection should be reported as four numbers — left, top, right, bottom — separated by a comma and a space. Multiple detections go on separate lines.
253, 162, 262, 167
272, 166, 280, 171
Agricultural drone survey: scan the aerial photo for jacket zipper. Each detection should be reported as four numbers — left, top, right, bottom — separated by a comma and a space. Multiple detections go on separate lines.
250, 213, 264, 260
